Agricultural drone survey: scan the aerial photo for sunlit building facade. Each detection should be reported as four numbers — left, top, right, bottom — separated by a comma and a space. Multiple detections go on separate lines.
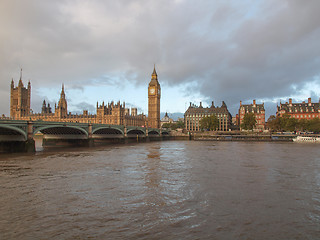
276, 98, 320, 120
9, 68, 163, 128
238, 100, 265, 130
184, 101, 232, 132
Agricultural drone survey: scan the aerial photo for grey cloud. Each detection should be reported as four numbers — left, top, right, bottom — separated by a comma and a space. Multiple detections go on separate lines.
72, 102, 96, 114
1, 0, 320, 117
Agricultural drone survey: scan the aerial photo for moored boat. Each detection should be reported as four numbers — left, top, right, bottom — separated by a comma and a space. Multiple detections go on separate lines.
293, 136, 320, 143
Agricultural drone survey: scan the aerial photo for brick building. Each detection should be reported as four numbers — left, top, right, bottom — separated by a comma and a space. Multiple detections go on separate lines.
238, 100, 265, 130
276, 98, 320, 120
184, 101, 232, 132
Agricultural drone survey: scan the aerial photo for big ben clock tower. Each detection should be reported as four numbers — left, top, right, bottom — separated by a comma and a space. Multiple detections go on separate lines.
148, 65, 161, 128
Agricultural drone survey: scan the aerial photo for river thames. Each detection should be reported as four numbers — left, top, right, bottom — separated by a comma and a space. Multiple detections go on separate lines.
1, 141, 320, 239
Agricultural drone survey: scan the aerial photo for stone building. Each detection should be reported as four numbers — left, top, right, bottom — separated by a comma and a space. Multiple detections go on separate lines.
276, 98, 320, 120
184, 101, 232, 132
148, 65, 161, 128
238, 100, 265, 130
9, 67, 162, 128
10, 70, 31, 119
41, 100, 52, 114
161, 112, 173, 127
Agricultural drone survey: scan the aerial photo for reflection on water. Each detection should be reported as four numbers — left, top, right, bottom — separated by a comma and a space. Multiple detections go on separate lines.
1, 141, 320, 239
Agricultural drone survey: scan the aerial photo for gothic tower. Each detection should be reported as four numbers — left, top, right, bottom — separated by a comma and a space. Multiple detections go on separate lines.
10, 69, 31, 119
148, 65, 161, 128
55, 84, 68, 118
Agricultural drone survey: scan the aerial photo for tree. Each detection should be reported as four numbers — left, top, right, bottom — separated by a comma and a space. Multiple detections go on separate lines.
174, 120, 185, 129
267, 115, 279, 131
284, 117, 298, 132
307, 118, 320, 132
162, 123, 171, 129
297, 119, 308, 132
162, 121, 185, 130
241, 113, 256, 130
200, 115, 219, 131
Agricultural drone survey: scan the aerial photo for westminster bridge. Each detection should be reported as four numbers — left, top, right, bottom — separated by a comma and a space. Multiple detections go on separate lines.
0, 120, 170, 152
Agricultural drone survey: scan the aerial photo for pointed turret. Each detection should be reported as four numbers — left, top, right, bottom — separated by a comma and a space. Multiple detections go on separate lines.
11, 79, 14, 89
56, 83, 67, 118
18, 79, 23, 87
61, 84, 65, 95
152, 64, 157, 76
149, 64, 159, 86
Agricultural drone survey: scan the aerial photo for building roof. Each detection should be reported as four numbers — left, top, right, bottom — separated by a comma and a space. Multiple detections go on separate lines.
185, 102, 231, 115
149, 65, 160, 86
277, 101, 320, 113
240, 104, 265, 113
161, 112, 173, 122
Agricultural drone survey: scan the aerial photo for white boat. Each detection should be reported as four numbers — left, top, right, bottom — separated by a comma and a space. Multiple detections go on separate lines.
293, 136, 320, 143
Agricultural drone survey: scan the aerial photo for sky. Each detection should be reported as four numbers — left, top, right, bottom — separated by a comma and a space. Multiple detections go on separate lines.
1, 0, 320, 119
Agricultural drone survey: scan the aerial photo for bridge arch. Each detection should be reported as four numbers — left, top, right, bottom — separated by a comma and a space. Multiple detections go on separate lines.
127, 129, 145, 135
0, 125, 27, 141
34, 125, 88, 137
93, 127, 124, 135
148, 130, 160, 136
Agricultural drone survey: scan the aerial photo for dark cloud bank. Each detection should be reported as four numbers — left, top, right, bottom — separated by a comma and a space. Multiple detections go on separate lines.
1, 0, 320, 118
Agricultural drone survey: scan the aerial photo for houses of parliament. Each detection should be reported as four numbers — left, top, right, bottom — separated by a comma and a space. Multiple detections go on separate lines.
9, 67, 161, 128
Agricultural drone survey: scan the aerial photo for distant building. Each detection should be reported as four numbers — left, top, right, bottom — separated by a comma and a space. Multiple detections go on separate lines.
184, 101, 232, 132
238, 100, 265, 130
9, 67, 163, 128
41, 100, 52, 114
161, 112, 173, 127
148, 65, 161, 128
276, 98, 320, 120
10, 69, 31, 119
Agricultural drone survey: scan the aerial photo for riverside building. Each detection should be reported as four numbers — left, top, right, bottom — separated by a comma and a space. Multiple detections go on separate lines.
238, 100, 265, 130
9, 67, 161, 128
184, 101, 232, 132
276, 98, 320, 120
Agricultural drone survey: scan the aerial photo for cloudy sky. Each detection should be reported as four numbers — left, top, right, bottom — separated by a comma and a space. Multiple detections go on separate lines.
1, 0, 320, 118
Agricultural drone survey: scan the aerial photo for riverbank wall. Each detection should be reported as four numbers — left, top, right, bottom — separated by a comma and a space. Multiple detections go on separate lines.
170, 131, 295, 142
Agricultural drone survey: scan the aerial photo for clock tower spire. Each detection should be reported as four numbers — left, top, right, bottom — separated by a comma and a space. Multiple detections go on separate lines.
148, 65, 161, 129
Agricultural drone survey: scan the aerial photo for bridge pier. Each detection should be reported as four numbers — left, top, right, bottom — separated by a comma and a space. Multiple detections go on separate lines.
88, 124, 94, 147
25, 138, 36, 152
26, 121, 35, 152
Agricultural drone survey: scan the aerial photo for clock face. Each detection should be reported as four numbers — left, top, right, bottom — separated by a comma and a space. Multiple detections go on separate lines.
149, 87, 155, 94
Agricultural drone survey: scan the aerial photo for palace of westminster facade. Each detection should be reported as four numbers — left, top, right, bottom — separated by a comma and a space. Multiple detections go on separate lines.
9, 67, 161, 129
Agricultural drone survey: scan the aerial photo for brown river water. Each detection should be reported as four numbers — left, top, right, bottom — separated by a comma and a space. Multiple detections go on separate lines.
1, 141, 320, 239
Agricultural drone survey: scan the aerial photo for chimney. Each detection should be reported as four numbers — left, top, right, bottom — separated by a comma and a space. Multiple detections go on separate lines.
211, 101, 214, 108
253, 99, 256, 106
240, 100, 242, 106
308, 97, 311, 104
200, 102, 202, 108
190, 102, 192, 107
289, 98, 292, 105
